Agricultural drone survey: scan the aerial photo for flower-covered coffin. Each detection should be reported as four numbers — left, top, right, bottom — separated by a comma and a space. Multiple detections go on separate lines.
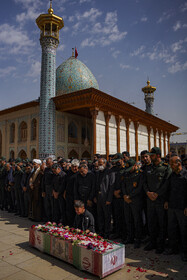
29, 223, 125, 278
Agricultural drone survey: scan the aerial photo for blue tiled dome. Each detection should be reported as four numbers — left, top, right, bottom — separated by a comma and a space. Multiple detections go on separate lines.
56, 56, 99, 96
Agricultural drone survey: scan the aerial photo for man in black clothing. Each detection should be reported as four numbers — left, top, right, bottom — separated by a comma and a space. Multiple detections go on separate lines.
122, 159, 144, 248
21, 164, 32, 217
144, 147, 172, 254
164, 156, 187, 261
12, 159, 24, 216
42, 157, 54, 221
0, 157, 7, 210
74, 200, 95, 233
94, 158, 115, 238
74, 164, 95, 211
52, 164, 66, 224
64, 159, 79, 227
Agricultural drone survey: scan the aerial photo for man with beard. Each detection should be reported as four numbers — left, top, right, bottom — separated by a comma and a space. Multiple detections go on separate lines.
42, 157, 54, 221
29, 159, 44, 221
21, 163, 32, 217
144, 147, 172, 254
94, 158, 115, 238
64, 159, 79, 227
164, 156, 187, 261
52, 163, 66, 224
74, 164, 95, 213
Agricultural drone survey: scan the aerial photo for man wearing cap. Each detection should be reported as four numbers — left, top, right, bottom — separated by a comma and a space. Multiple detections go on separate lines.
144, 147, 172, 253
164, 156, 187, 261
52, 163, 66, 224
94, 158, 115, 238
0, 157, 7, 210
122, 159, 144, 248
42, 157, 54, 221
122, 151, 130, 163
64, 159, 79, 227
111, 153, 126, 239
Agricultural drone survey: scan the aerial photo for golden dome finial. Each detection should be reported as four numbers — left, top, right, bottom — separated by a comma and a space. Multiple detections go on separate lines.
48, 0, 54, 14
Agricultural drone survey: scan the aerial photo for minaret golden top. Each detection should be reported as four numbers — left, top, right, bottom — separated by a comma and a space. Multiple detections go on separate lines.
142, 80, 156, 94
36, 1, 64, 41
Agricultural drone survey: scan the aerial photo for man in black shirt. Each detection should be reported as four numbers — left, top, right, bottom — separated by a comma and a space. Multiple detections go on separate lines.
164, 156, 187, 261
74, 200, 95, 233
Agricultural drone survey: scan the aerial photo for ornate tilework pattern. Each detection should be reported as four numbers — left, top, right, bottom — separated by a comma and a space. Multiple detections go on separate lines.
39, 37, 58, 159
144, 94, 154, 115
56, 56, 99, 96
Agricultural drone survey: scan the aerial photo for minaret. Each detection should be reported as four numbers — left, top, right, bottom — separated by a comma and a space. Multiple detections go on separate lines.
36, 1, 64, 159
142, 80, 156, 115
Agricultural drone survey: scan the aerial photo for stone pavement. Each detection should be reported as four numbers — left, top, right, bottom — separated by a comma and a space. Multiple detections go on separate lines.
0, 210, 186, 280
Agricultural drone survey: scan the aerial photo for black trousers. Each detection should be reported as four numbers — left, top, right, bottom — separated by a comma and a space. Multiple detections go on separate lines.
147, 199, 166, 248
112, 198, 126, 238
168, 208, 187, 253
124, 200, 143, 241
66, 199, 75, 227
97, 195, 111, 236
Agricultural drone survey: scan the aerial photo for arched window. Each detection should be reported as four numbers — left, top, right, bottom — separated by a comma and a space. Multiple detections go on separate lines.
68, 149, 79, 159
82, 151, 91, 159
68, 122, 78, 143
31, 119, 37, 141
0, 130, 2, 157
82, 126, 90, 145
31, 148, 36, 160
10, 123, 15, 143
10, 150, 15, 159
19, 121, 27, 142
18, 149, 27, 160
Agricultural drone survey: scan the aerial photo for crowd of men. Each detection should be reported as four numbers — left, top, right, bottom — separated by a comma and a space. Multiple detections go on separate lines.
0, 148, 186, 261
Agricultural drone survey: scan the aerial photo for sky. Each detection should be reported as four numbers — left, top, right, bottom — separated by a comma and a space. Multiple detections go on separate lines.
0, 0, 187, 143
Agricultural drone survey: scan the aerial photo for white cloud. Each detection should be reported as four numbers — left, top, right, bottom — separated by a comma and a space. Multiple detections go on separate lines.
81, 10, 127, 47
57, 44, 66, 52
0, 24, 35, 55
171, 38, 187, 53
141, 17, 147, 22
27, 61, 41, 77
130, 45, 145, 57
157, 10, 173, 23
120, 64, 130, 70
77, 8, 102, 22
15, 0, 41, 23
0, 66, 16, 78
173, 21, 181, 31
180, 2, 187, 12
68, 16, 74, 22
80, 0, 91, 3
168, 61, 187, 73
112, 50, 120, 58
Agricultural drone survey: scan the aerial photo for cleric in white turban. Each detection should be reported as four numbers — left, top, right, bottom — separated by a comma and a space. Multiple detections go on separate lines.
33, 159, 42, 165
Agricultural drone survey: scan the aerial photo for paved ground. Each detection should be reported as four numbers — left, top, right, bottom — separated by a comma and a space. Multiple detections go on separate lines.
0, 210, 186, 280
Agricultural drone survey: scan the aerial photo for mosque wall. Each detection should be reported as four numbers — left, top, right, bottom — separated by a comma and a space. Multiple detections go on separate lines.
161, 133, 164, 157
156, 131, 159, 147
109, 115, 117, 155
120, 118, 126, 153
96, 111, 106, 155
150, 128, 154, 148
138, 124, 148, 154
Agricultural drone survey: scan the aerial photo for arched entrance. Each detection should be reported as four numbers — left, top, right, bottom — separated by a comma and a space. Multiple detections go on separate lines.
18, 149, 27, 160
68, 149, 79, 159
82, 151, 91, 159
10, 150, 15, 159
31, 149, 36, 160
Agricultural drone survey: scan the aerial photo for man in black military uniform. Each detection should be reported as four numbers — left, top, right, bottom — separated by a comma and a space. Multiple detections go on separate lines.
122, 151, 130, 163
94, 158, 115, 238
74, 164, 95, 212
42, 157, 54, 221
111, 153, 126, 240
52, 163, 66, 224
0, 157, 7, 210
164, 156, 187, 261
74, 200, 95, 233
122, 159, 144, 248
144, 147, 172, 254
64, 159, 79, 227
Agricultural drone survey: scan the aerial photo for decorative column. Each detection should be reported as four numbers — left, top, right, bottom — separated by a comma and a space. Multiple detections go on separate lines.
36, 3, 64, 159
125, 119, 131, 153
15, 120, 18, 158
116, 115, 122, 153
90, 108, 98, 156
163, 132, 166, 157
159, 130, 162, 155
27, 117, 31, 159
142, 80, 156, 115
167, 132, 170, 153
147, 126, 151, 152
134, 122, 139, 161
153, 128, 157, 147
104, 112, 111, 160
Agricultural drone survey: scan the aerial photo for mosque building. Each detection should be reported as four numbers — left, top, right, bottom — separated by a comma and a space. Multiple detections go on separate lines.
0, 3, 178, 161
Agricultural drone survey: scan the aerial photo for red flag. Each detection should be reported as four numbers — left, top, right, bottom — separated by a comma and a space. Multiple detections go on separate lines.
75, 47, 78, 58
